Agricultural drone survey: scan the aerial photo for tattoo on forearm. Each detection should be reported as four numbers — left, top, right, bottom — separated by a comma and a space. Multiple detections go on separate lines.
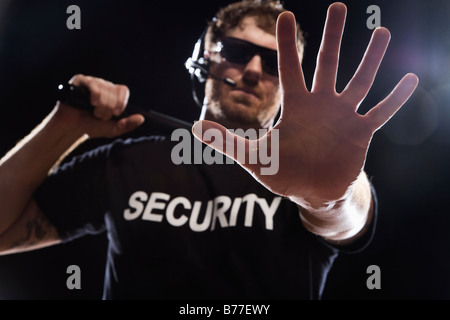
9, 211, 56, 249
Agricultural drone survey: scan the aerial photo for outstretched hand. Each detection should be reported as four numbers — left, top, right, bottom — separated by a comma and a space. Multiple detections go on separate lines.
193, 3, 418, 208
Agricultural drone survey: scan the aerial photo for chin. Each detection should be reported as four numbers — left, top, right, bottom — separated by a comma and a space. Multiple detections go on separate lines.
209, 98, 273, 129
221, 104, 258, 125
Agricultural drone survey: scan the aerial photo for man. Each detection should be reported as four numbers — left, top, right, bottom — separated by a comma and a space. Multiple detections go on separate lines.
0, 0, 417, 299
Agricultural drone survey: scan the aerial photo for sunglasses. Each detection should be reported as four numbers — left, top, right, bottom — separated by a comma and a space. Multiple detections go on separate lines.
214, 37, 279, 76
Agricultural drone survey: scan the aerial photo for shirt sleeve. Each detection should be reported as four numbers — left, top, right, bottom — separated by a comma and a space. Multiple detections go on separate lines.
33, 143, 113, 242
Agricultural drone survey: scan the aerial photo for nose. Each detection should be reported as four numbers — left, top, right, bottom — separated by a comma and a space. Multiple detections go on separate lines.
242, 54, 263, 85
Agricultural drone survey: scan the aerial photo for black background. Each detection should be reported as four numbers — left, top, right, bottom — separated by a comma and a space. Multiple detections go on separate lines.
0, 0, 449, 300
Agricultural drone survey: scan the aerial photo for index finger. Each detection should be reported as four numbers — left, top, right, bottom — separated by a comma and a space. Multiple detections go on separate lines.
277, 11, 307, 95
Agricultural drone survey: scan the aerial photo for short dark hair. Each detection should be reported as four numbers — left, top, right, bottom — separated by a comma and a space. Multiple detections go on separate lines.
205, 0, 304, 59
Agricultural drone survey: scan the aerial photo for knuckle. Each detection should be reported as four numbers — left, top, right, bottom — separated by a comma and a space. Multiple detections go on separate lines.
118, 84, 129, 92
89, 83, 102, 106
106, 85, 126, 115
89, 80, 111, 107
118, 85, 130, 108
69, 73, 85, 85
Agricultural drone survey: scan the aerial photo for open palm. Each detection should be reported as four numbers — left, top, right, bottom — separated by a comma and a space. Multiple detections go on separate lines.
193, 3, 418, 207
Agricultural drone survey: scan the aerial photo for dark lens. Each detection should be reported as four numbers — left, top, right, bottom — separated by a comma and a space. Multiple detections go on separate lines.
220, 37, 278, 76
221, 38, 254, 65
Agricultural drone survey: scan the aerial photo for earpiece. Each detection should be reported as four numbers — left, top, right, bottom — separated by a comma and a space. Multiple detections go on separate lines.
185, 22, 235, 107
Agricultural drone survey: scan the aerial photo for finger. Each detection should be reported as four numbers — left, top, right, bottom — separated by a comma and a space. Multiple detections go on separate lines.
69, 74, 129, 120
277, 11, 307, 96
99, 114, 145, 138
340, 27, 391, 108
90, 79, 121, 120
365, 73, 419, 132
114, 85, 130, 116
102, 84, 130, 117
95, 84, 130, 119
192, 120, 258, 167
311, 2, 347, 93
68, 73, 87, 86
69, 75, 111, 119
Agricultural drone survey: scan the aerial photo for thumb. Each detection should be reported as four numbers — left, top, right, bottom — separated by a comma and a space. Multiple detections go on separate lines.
192, 120, 261, 168
92, 114, 145, 138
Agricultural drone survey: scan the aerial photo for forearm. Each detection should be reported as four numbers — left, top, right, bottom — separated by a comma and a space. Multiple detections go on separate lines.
0, 105, 86, 235
296, 171, 373, 242
0, 75, 141, 239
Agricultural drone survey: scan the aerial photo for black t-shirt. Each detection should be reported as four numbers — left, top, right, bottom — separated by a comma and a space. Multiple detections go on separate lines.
34, 114, 377, 300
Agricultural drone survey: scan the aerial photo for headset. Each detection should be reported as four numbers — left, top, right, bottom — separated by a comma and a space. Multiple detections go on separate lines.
185, 21, 236, 107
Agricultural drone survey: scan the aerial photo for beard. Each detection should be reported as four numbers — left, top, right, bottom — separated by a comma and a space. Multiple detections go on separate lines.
206, 82, 280, 130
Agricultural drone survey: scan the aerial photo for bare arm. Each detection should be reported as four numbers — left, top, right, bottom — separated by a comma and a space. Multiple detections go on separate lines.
0, 200, 61, 255
0, 75, 144, 254
0, 106, 87, 238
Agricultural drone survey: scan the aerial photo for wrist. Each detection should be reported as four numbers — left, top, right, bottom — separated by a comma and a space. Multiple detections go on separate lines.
289, 170, 369, 212
295, 171, 372, 240
289, 185, 354, 213
50, 103, 91, 139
